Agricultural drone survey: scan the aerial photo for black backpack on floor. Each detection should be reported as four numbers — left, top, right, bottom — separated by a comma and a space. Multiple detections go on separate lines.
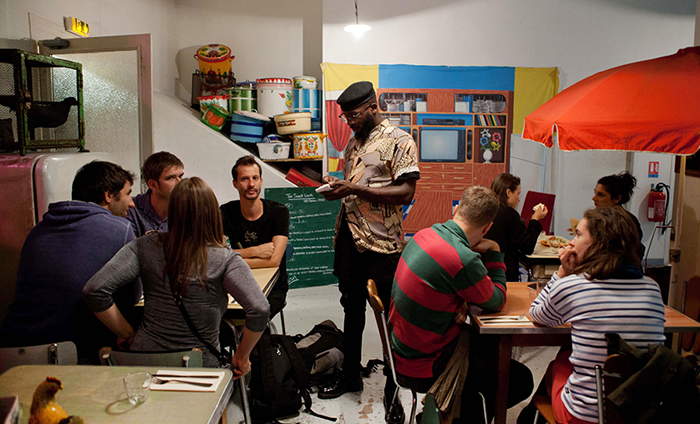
249, 331, 308, 423
293, 319, 344, 387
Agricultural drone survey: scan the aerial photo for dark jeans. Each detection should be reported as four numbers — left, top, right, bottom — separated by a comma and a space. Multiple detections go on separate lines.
334, 218, 400, 387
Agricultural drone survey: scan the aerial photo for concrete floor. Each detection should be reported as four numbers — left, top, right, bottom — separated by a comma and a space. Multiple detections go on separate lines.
228, 285, 559, 424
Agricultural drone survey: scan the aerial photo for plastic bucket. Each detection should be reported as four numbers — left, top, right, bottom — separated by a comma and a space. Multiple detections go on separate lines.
230, 111, 269, 143
292, 89, 320, 118
257, 78, 293, 117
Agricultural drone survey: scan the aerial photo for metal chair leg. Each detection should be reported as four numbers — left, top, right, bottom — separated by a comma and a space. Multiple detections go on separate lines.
279, 309, 286, 335
239, 373, 251, 424
408, 389, 417, 424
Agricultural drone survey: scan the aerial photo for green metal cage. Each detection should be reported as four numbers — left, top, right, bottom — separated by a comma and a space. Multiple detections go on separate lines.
0, 49, 84, 156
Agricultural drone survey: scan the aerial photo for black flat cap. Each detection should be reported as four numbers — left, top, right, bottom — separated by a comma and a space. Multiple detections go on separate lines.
337, 81, 376, 111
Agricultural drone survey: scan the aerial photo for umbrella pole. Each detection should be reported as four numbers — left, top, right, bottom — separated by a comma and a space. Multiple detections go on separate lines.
668, 156, 686, 310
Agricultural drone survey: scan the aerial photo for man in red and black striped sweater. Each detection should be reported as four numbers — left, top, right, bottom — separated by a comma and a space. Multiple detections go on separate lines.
389, 185, 532, 422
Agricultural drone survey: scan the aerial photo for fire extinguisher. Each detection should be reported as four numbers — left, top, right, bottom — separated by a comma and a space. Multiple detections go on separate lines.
647, 183, 669, 222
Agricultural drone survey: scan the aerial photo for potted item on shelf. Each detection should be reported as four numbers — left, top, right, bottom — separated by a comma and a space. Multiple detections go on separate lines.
273, 112, 311, 135
292, 133, 326, 159
478, 128, 504, 163
257, 142, 291, 160
230, 111, 270, 143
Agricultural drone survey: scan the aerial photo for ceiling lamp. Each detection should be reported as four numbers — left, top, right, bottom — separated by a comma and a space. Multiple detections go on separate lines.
344, 0, 371, 34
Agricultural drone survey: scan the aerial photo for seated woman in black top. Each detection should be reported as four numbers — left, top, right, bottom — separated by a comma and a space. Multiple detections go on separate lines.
593, 171, 645, 257
485, 173, 548, 281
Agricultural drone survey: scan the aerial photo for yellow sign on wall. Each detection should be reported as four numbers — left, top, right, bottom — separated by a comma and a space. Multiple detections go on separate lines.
63, 17, 90, 37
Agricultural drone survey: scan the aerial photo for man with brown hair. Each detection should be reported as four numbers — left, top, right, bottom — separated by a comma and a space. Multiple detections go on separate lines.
390, 185, 532, 423
126, 151, 184, 236
0, 161, 137, 364
220, 155, 289, 318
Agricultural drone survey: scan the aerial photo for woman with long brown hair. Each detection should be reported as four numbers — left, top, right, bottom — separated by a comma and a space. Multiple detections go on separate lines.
485, 173, 548, 281
529, 207, 665, 423
84, 177, 269, 373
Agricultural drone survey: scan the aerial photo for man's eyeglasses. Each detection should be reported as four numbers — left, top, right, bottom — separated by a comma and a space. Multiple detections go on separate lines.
339, 103, 372, 123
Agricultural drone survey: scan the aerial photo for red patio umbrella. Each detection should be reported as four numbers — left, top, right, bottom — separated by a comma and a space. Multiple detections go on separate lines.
523, 46, 700, 155
522, 46, 700, 309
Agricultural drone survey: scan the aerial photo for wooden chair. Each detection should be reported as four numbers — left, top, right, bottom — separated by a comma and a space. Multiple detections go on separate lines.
367, 279, 418, 424
98, 347, 203, 367
594, 354, 636, 424
531, 395, 556, 424
0, 341, 77, 374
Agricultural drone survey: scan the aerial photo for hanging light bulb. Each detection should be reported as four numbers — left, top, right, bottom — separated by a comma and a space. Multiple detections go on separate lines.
344, 0, 371, 34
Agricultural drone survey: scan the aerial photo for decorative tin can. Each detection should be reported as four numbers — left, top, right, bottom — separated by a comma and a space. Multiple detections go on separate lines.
292, 89, 321, 118
292, 76, 318, 89
230, 111, 270, 143
274, 112, 311, 135
256, 78, 293, 117
201, 103, 228, 131
228, 82, 257, 113
194, 44, 234, 76
292, 133, 326, 159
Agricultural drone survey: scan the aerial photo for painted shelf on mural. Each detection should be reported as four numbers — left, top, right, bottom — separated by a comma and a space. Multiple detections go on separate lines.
262, 158, 322, 163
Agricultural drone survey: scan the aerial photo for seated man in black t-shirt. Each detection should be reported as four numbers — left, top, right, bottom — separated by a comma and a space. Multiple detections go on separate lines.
220, 155, 289, 318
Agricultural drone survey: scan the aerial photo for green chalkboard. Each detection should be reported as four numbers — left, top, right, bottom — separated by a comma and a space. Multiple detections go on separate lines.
265, 187, 341, 288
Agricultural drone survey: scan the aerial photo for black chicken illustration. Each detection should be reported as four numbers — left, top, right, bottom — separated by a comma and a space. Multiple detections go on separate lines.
0, 97, 79, 131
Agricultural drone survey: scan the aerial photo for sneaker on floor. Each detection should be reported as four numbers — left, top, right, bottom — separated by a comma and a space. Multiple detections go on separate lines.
384, 395, 405, 424
317, 372, 363, 399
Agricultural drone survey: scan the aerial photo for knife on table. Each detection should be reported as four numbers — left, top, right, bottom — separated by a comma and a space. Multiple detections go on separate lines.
156, 374, 221, 379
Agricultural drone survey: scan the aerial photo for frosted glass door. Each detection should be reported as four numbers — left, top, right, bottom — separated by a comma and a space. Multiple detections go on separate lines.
55, 51, 141, 190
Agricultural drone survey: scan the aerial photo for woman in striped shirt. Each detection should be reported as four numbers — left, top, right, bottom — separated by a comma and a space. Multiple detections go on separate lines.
529, 207, 665, 423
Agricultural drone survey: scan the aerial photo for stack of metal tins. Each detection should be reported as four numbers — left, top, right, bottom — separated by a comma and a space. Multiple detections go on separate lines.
292, 76, 321, 131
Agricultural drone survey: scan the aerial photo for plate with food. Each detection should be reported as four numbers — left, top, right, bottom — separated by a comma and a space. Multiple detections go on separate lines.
539, 235, 570, 248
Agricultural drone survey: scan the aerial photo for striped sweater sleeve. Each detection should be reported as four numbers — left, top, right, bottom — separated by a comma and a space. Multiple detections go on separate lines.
458, 250, 506, 312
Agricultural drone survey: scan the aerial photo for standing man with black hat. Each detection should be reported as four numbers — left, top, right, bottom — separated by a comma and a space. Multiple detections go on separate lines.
318, 81, 419, 421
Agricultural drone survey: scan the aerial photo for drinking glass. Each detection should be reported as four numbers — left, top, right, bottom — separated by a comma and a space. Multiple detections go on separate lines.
124, 371, 152, 405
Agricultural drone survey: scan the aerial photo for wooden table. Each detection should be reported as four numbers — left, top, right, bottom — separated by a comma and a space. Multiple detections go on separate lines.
473, 282, 700, 424
227, 267, 279, 310
0, 365, 233, 424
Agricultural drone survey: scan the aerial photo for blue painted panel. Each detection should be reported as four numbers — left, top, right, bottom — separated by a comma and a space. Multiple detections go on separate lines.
378, 64, 514, 91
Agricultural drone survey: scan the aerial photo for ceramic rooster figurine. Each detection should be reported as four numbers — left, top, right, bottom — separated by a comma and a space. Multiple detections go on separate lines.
28, 377, 83, 424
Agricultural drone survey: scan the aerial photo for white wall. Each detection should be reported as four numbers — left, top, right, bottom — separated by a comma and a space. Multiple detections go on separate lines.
152, 92, 294, 203
0, 0, 177, 95
323, 0, 695, 259
170, 0, 322, 103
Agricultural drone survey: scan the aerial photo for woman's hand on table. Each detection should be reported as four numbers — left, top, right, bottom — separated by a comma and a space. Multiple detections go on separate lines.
557, 245, 577, 278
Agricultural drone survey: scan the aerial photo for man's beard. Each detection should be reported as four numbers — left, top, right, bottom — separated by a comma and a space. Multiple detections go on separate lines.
355, 118, 376, 142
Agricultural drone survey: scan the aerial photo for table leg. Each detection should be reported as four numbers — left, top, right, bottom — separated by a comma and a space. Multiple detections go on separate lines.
494, 334, 512, 424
